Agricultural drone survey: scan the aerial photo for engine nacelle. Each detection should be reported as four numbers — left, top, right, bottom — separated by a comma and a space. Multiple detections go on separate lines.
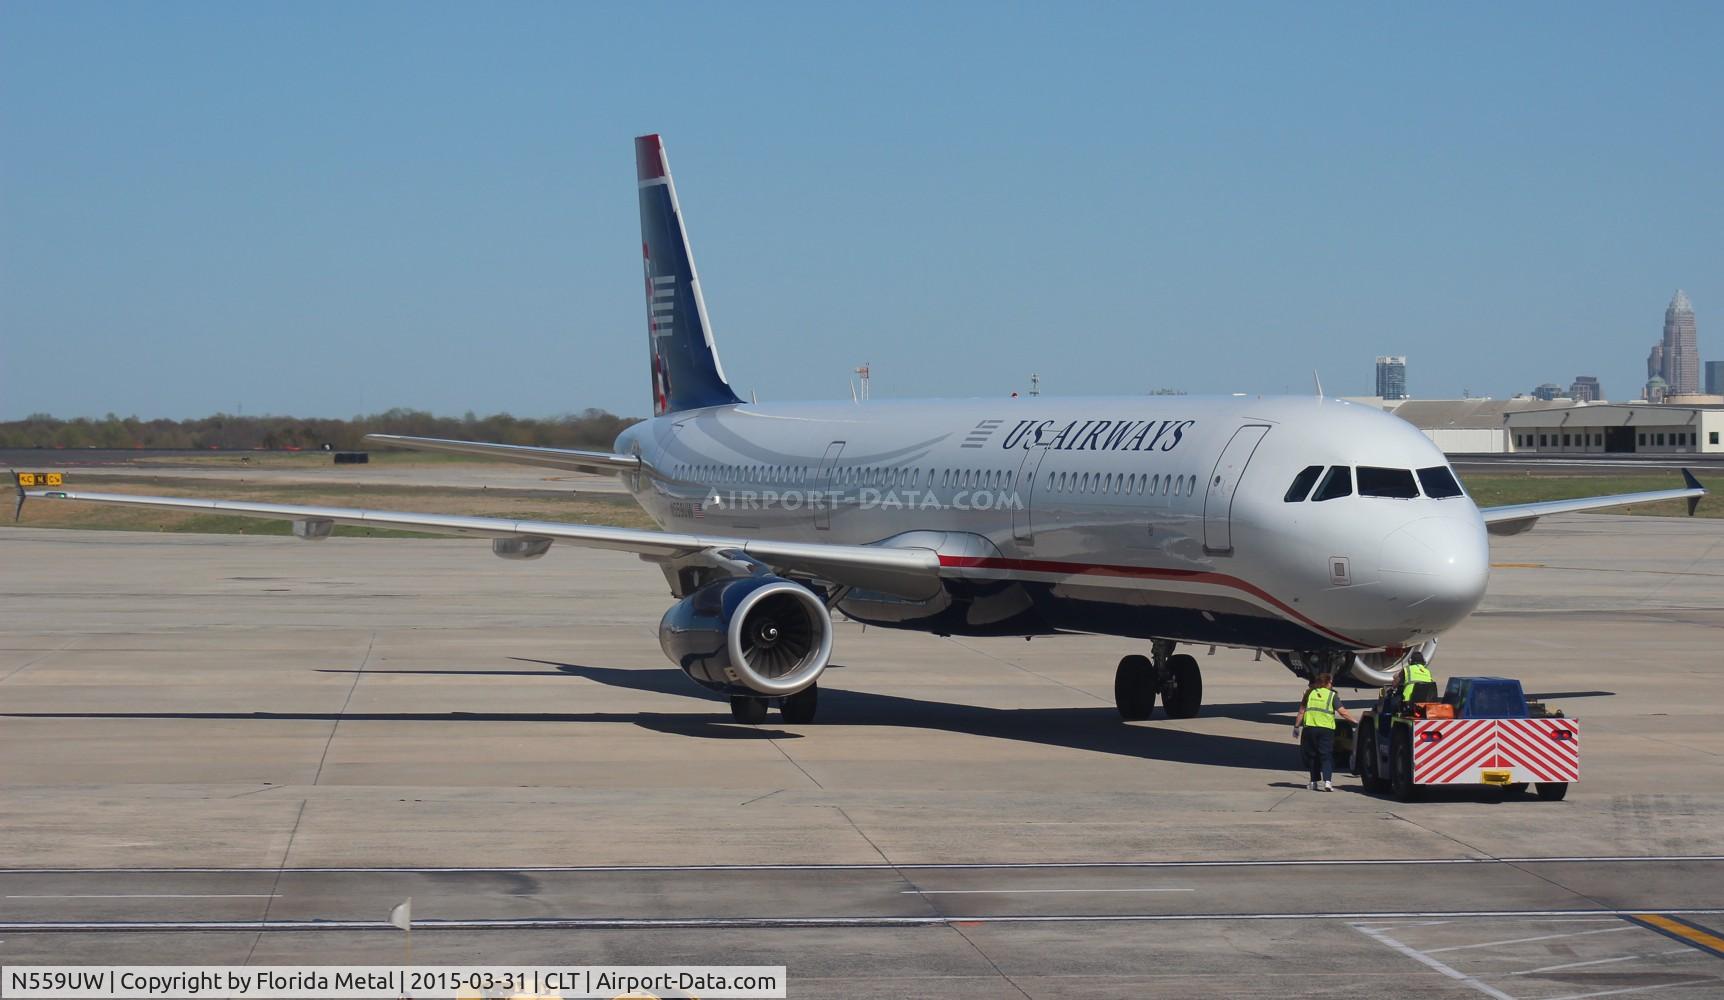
658, 575, 833, 696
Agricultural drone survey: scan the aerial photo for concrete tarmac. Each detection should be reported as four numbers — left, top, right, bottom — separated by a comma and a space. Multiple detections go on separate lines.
2, 512, 1722, 997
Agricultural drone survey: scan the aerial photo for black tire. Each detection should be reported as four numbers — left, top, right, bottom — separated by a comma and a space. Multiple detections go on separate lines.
730, 695, 768, 724
1391, 727, 1418, 802
1507, 782, 1529, 797
780, 683, 818, 724
1535, 782, 1568, 802
1115, 654, 1156, 721
1358, 720, 1387, 793
1162, 654, 1203, 719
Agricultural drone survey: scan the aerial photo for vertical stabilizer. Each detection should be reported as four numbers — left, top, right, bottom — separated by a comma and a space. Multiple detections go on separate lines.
636, 134, 741, 416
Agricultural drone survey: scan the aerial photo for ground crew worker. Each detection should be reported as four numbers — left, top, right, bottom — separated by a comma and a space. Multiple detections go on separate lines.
1294, 672, 1355, 791
1399, 651, 1436, 705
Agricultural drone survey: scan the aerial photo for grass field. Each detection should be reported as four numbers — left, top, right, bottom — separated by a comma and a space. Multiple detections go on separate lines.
7, 467, 1715, 536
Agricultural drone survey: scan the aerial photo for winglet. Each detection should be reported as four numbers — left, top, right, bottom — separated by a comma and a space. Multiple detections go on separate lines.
1682, 468, 1705, 517
1313, 370, 1324, 399
10, 470, 24, 522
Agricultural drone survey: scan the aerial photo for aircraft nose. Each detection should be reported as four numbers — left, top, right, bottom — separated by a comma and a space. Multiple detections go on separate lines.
1379, 516, 1489, 631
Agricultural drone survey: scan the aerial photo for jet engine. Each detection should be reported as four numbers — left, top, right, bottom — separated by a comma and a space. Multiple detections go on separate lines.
658, 575, 833, 696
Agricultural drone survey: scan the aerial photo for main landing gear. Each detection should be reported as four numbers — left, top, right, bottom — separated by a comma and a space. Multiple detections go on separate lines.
730, 683, 820, 725
1115, 640, 1203, 721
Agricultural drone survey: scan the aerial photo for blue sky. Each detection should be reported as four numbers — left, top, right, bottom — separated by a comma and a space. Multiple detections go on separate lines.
3, 3, 1720, 420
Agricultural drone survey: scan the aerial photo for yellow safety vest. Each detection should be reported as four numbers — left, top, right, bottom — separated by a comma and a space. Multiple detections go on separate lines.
1303, 687, 1337, 730
1401, 662, 1434, 702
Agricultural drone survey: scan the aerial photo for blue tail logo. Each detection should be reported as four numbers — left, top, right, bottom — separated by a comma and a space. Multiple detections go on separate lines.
636, 134, 742, 416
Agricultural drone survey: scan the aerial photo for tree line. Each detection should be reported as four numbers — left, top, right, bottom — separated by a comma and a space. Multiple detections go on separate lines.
0, 409, 640, 452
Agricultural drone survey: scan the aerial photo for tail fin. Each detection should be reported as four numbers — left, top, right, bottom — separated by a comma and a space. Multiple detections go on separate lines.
636, 134, 741, 416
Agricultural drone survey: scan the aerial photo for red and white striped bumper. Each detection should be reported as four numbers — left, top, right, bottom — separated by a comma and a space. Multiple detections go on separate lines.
1411, 718, 1580, 785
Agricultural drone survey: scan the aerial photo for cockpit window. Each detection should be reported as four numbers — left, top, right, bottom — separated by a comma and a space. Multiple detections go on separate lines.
1311, 465, 1352, 502
1284, 465, 1323, 502
1357, 467, 1420, 499
1418, 466, 1465, 499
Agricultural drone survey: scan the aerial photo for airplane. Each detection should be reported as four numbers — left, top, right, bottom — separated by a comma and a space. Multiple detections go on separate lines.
17, 134, 1708, 726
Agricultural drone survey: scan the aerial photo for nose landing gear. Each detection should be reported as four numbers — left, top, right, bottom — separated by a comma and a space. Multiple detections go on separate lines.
1115, 640, 1204, 721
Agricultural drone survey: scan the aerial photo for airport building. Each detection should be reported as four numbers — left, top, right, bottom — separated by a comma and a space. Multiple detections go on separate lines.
1350, 397, 1582, 454
1505, 403, 1724, 454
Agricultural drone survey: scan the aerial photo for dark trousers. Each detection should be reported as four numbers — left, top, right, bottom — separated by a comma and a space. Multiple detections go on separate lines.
1302, 727, 1335, 783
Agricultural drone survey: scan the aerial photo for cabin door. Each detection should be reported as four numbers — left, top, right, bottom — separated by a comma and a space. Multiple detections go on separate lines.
1203, 425, 1271, 554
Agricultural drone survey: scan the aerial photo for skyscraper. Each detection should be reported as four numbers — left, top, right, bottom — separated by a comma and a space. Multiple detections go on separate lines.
1648, 343, 1664, 381
1661, 290, 1700, 395
1375, 355, 1407, 400
1707, 360, 1724, 396
1568, 376, 1602, 402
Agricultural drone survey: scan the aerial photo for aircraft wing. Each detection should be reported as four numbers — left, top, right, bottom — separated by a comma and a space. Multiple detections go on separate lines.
13, 489, 943, 600
363, 434, 641, 476
1479, 468, 1706, 536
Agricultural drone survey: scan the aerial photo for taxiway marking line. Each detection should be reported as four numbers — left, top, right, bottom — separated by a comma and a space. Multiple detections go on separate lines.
900, 888, 1195, 894
1350, 922, 1517, 1000
1543, 981, 1719, 1000
5, 894, 278, 900
1510, 950, 1696, 976
1, 855, 1716, 875
1626, 913, 1724, 960
5, 908, 1724, 933
1423, 925, 1636, 953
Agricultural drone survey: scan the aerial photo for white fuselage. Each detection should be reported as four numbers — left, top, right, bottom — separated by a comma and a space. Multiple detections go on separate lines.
616, 394, 1489, 654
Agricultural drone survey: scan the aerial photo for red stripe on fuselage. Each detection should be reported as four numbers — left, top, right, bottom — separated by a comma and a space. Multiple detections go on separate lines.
936, 555, 1365, 648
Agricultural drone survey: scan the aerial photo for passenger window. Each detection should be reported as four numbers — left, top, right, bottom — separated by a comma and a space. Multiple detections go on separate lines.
1312, 466, 1352, 502
1357, 467, 1419, 499
1417, 466, 1464, 499
1284, 465, 1323, 502
1186, 476, 1195, 497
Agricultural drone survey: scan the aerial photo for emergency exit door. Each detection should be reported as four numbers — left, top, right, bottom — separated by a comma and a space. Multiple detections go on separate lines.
1203, 424, 1271, 554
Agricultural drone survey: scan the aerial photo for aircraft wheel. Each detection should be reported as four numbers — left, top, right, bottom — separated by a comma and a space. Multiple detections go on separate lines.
1391, 728, 1419, 802
780, 683, 819, 724
730, 695, 768, 724
1358, 720, 1386, 794
1162, 654, 1203, 719
1114, 654, 1156, 721
1535, 782, 1568, 802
